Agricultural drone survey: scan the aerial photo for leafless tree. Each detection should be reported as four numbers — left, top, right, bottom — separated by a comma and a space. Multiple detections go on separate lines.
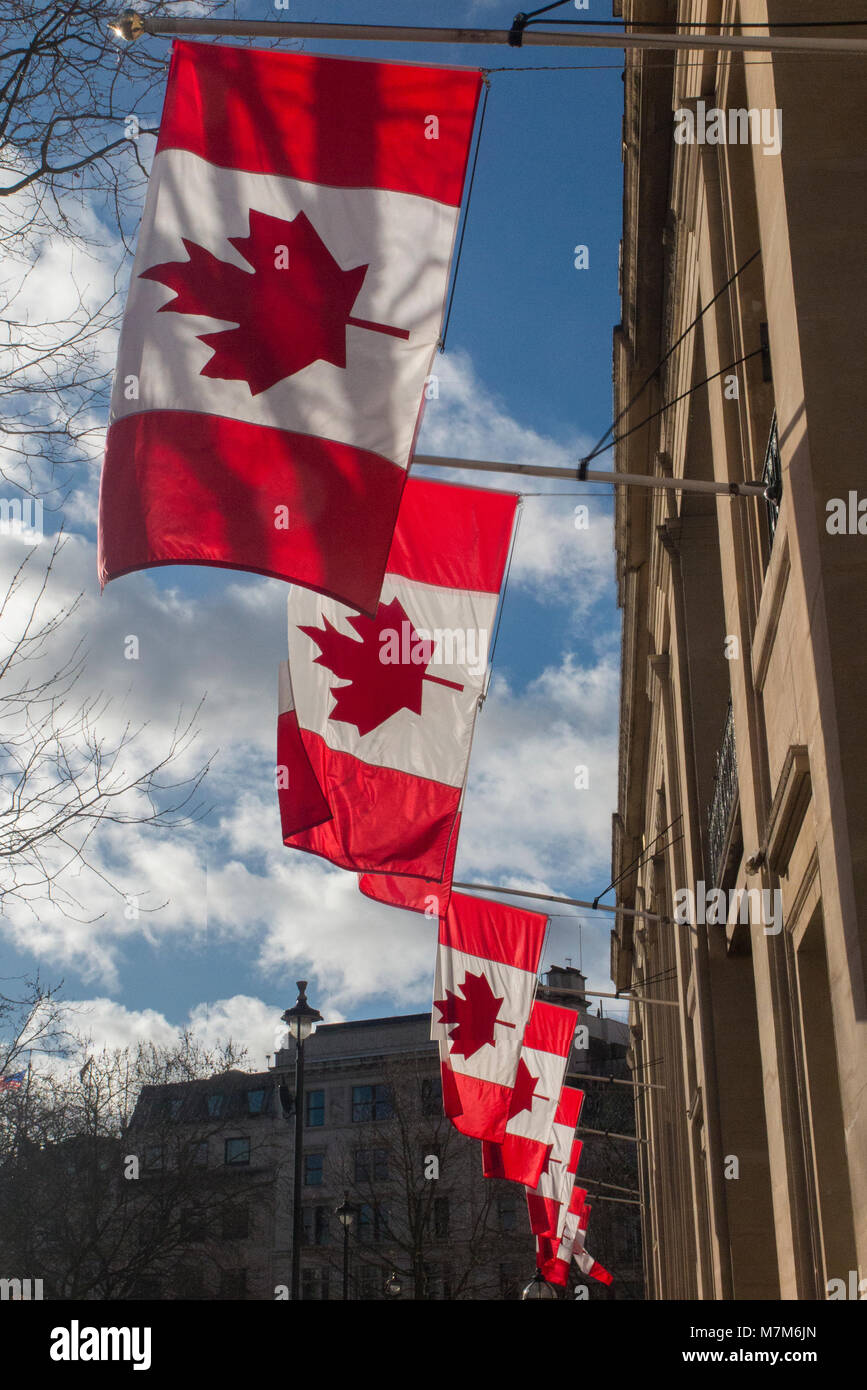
0, 534, 211, 921
0, 0, 243, 493
0, 1018, 268, 1299
315, 1057, 531, 1300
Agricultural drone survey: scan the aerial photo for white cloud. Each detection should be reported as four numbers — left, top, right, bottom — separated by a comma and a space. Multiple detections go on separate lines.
417, 348, 614, 610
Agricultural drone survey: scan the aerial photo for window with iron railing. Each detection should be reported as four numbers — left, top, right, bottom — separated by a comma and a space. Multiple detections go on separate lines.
762, 411, 782, 552
707, 699, 738, 887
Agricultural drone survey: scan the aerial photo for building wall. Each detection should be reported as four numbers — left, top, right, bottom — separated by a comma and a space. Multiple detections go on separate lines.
613, 0, 867, 1300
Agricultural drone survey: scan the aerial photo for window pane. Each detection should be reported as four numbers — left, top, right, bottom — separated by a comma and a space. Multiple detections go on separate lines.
352, 1085, 372, 1123
305, 1089, 325, 1127
247, 1089, 266, 1115
373, 1149, 389, 1181
354, 1149, 369, 1183
373, 1084, 393, 1120
207, 1093, 225, 1118
224, 1137, 251, 1166
304, 1153, 324, 1186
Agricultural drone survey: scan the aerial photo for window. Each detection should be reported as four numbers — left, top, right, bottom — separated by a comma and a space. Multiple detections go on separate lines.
207, 1093, 225, 1118
161, 1095, 183, 1121
219, 1268, 247, 1299
351, 1083, 392, 1123
224, 1137, 250, 1166
354, 1148, 389, 1182
357, 1203, 389, 1245
433, 1196, 450, 1239
497, 1191, 517, 1232
301, 1268, 330, 1302
143, 1144, 163, 1172
246, 1088, 266, 1116
181, 1207, 206, 1242
302, 1206, 330, 1247
305, 1089, 325, 1127
421, 1076, 442, 1116
304, 1152, 324, 1186
222, 1204, 250, 1241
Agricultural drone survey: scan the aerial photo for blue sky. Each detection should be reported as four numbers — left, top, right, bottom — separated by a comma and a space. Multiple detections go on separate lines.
0, 0, 629, 1064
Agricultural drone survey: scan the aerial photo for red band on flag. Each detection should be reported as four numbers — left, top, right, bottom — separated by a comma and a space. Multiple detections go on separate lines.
438, 892, 548, 974
99, 411, 404, 613
285, 733, 459, 878
158, 42, 483, 206
522, 1000, 578, 1057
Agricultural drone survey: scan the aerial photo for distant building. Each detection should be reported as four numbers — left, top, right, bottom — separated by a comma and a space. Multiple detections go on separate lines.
130, 998, 642, 1299
612, 0, 867, 1299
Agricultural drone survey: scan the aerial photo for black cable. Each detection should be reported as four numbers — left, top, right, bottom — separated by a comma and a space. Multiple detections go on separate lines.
593, 833, 685, 911
439, 82, 489, 354
584, 249, 761, 463
592, 815, 682, 908
583, 348, 763, 465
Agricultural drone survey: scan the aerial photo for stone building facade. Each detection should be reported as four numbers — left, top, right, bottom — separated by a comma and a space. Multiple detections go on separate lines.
611, 0, 867, 1299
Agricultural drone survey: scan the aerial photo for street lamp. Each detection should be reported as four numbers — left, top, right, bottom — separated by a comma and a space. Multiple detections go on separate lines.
384, 1271, 402, 1298
282, 981, 322, 1302
334, 1191, 355, 1301
522, 1270, 559, 1300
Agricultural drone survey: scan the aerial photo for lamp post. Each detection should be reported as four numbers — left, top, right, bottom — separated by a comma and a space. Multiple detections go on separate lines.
282, 981, 322, 1302
334, 1192, 355, 1301
522, 1270, 559, 1300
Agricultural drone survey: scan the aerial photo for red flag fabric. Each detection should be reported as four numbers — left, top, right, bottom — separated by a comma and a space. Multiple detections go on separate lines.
481, 1001, 578, 1188
278, 479, 517, 879
357, 801, 461, 920
431, 893, 547, 1144
525, 1085, 584, 1238
99, 42, 483, 612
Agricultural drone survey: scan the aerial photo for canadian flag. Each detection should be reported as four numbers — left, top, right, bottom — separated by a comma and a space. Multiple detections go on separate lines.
278, 479, 517, 879
543, 1193, 613, 1288
481, 1001, 578, 1189
525, 1085, 584, 1239
98, 42, 483, 612
432, 892, 547, 1144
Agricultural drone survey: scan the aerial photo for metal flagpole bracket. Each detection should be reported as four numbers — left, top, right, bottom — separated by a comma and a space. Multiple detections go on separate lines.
508, 13, 529, 47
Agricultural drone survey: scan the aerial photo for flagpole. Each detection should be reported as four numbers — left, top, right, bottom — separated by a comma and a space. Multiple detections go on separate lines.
567, 1071, 665, 1093
110, 14, 867, 55
413, 454, 769, 501
452, 880, 667, 924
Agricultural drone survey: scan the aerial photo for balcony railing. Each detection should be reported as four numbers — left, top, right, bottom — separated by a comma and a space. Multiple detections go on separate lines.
707, 699, 738, 887
762, 412, 782, 549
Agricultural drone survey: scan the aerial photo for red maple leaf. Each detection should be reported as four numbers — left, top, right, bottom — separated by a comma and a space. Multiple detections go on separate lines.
299, 596, 464, 738
433, 972, 516, 1059
507, 1057, 549, 1119
140, 208, 409, 395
